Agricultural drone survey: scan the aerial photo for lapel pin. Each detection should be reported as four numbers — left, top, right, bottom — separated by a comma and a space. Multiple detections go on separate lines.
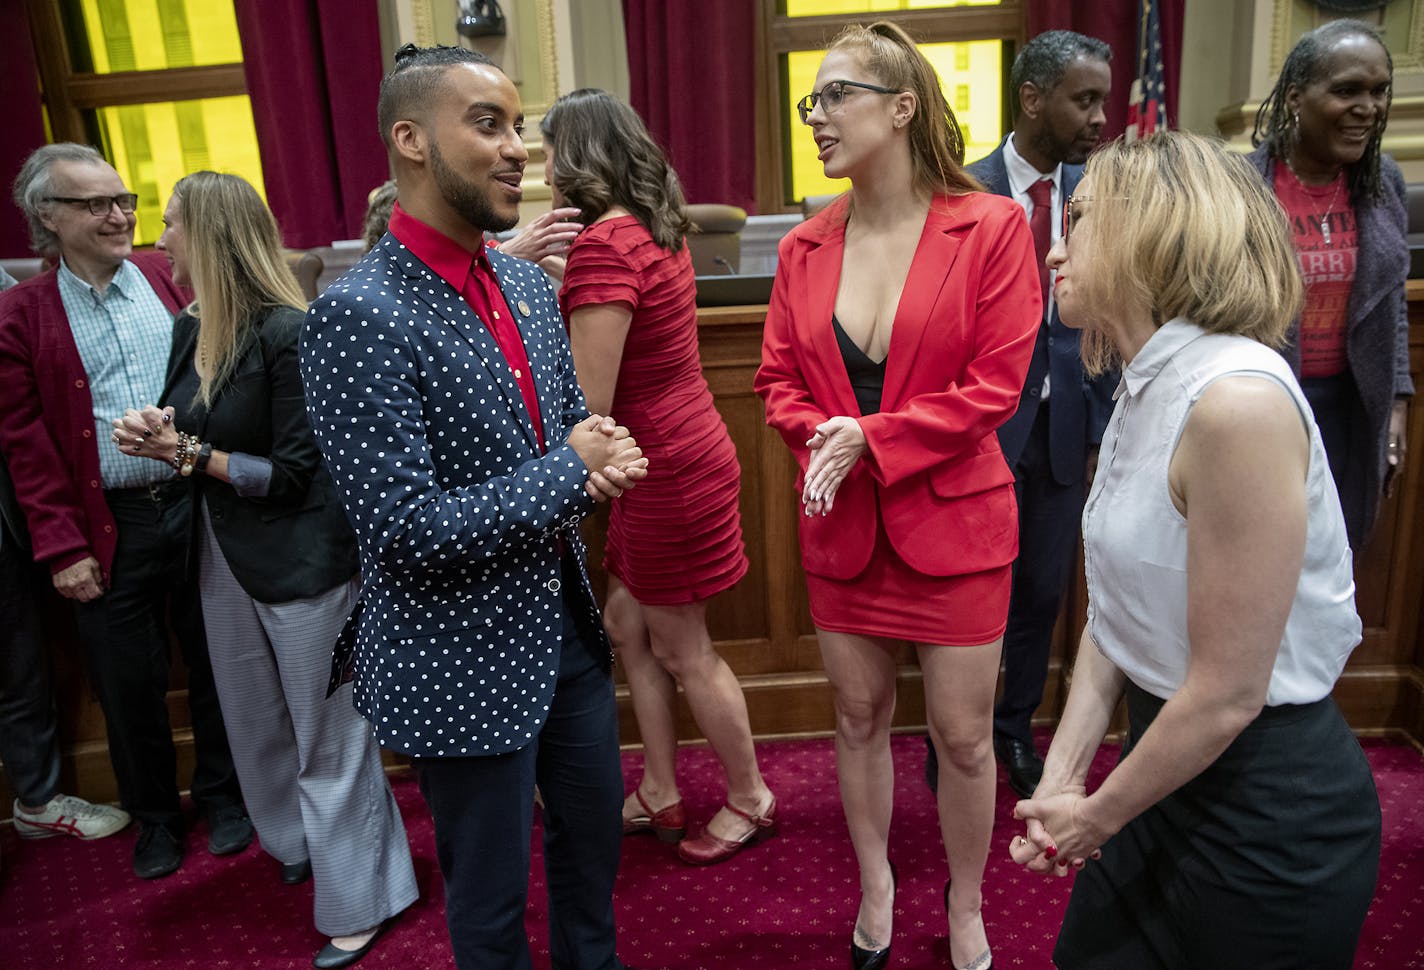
517, 300, 531, 317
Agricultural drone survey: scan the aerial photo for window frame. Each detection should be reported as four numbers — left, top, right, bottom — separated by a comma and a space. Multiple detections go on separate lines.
753, 0, 1025, 213
25, 0, 248, 146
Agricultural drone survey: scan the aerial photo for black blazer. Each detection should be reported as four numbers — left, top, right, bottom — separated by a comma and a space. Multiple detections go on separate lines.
161, 306, 357, 603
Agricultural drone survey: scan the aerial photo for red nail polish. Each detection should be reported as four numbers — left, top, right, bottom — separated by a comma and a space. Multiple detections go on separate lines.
1044, 846, 1058, 859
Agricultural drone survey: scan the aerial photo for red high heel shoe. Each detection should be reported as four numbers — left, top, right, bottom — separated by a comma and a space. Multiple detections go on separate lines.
621, 789, 686, 843
676, 794, 778, 865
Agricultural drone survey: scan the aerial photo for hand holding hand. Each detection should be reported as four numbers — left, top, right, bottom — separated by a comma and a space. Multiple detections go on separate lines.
498, 207, 583, 264
1011, 785, 1107, 877
568, 415, 644, 501
112, 406, 178, 465
53, 555, 105, 602
802, 416, 866, 514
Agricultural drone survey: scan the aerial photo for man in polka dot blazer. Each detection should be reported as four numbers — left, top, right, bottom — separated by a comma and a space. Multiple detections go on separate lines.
300, 45, 646, 970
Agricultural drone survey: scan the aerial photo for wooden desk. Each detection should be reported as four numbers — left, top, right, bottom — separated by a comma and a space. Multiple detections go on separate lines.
603, 295, 1424, 747
6, 296, 1423, 816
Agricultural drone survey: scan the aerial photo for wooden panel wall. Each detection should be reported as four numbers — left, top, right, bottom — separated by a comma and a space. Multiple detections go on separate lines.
5, 296, 1423, 815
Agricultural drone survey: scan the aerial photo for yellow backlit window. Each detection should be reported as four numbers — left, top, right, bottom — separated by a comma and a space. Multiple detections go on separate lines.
785, 41, 1004, 202
49, 0, 262, 245
73, 0, 243, 72
783, 0, 1000, 14
98, 97, 266, 245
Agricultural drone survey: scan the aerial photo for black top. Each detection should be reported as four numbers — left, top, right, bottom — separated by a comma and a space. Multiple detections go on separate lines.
833, 314, 886, 416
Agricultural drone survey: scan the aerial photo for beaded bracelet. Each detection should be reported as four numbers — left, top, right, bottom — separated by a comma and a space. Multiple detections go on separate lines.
171, 432, 200, 477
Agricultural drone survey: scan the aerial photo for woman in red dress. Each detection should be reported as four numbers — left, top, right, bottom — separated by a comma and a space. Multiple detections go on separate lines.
755, 23, 1040, 970
541, 89, 775, 866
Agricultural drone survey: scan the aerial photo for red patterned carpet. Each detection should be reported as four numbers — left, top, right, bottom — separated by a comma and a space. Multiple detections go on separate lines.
2, 734, 1421, 969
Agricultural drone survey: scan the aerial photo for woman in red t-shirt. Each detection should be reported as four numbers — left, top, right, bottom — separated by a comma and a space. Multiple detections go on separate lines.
540, 89, 774, 867
1247, 19, 1410, 548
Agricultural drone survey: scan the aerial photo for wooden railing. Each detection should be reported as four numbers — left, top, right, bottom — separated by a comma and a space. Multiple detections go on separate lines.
4, 294, 1422, 815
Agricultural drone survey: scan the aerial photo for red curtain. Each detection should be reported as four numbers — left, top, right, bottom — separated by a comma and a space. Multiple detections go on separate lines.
234, 0, 388, 248
1028, 0, 1185, 138
0, 3, 49, 257
622, 0, 758, 214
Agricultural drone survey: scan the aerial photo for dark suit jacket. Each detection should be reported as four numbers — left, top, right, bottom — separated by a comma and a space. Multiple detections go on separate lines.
968, 146, 1117, 484
755, 192, 1040, 580
160, 306, 357, 604
0, 252, 186, 576
300, 235, 607, 757
1247, 144, 1413, 541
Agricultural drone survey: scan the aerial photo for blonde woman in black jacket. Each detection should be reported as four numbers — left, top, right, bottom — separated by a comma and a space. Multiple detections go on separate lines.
113, 172, 415, 969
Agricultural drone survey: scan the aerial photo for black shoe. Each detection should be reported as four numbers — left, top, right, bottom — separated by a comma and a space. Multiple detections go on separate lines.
924, 735, 939, 794
206, 804, 254, 856
133, 823, 184, 879
993, 735, 1043, 799
313, 921, 391, 969
851, 861, 896, 970
281, 858, 313, 885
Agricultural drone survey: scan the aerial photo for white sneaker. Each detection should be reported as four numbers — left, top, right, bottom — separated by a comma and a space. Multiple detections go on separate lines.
12, 794, 131, 841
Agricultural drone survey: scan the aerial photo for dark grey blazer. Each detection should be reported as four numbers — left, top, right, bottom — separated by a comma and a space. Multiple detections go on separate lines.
1246, 144, 1413, 541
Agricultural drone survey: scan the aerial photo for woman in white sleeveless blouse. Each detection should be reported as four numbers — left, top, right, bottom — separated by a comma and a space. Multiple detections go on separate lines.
1008, 132, 1380, 970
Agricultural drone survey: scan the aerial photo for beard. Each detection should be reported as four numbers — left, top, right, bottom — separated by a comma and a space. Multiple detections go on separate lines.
1033, 125, 1094, 167
429, 138, 520, 234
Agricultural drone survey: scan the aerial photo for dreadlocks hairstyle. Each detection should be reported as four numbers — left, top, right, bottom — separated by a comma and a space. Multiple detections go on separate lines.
1251, 19, 1392, 203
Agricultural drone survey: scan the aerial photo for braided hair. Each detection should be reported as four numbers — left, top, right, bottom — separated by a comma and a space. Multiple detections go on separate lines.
1251, 19, 1392, 203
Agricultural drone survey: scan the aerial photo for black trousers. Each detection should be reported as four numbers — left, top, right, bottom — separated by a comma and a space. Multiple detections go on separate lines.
1055, 683, 1380, 970
71, 483, 240, 830
416, 587, 624, 970
0, 535, 61, 807
994, 404, 1085, 746
1301, 372, 1371, 548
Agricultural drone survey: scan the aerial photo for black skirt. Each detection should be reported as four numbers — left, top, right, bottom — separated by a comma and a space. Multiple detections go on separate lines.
1054, 682, 1381, 970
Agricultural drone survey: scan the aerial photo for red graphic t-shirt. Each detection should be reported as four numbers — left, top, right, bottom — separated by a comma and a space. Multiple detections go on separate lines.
1274, 168, 1356, 378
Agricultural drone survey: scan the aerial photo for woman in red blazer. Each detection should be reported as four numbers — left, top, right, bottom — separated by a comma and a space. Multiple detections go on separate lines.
755, 22, 1040, 970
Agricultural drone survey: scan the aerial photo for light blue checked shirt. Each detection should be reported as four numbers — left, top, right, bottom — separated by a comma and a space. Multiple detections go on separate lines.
58, 259, 178, 489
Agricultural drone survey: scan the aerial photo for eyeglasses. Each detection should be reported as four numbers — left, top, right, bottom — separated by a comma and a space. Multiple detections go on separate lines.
45, 194, 139, 217
796, 79, 900, 125
1062, 195, 1094, 242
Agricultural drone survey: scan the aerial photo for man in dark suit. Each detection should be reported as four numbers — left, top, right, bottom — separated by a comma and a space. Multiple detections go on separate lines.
300, 45, 645, 970
959, 31, 1116, 798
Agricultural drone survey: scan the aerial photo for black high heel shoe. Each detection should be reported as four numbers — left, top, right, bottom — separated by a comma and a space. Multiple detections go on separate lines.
851, 861, 897, 970
943, 878, 993, 970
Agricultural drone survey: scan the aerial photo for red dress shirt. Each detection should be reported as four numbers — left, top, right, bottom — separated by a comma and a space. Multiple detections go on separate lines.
388, 203, 546, 451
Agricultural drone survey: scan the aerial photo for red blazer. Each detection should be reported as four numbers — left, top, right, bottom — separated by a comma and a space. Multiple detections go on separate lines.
755, 192, 1041, 580
0, 252, 185, 577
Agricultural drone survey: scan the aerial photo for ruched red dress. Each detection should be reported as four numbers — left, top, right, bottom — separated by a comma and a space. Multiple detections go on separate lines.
560, 215, 748, 605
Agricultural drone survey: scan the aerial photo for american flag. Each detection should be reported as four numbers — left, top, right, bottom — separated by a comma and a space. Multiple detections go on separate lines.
1125, 0, 1168, 140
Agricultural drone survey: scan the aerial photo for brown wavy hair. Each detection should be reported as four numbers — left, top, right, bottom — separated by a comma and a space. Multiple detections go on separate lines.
539, 89, 692, 252
826, 21, 981, 197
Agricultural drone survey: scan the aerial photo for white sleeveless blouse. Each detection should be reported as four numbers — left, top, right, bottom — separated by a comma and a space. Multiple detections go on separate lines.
1082, 319, 1361, 704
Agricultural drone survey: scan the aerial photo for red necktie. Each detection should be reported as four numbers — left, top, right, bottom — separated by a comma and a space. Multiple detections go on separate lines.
1027, 178, 1052, 305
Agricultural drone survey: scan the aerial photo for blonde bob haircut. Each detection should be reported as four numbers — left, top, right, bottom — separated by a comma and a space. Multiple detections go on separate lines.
1074, 131, 1304, 376
172, 171, 306, 408
826, 21, 981, 199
